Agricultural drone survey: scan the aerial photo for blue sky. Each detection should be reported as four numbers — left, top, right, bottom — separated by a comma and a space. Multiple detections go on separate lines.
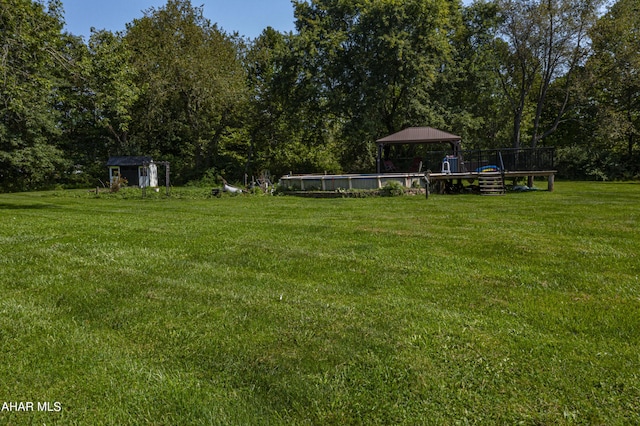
62, 0, 297, 40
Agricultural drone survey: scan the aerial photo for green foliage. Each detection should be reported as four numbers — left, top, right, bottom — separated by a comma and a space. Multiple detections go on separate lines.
109, 176, 128, 193
293, 0, 460, 168
2, 0, 640, 193
85, 30, 140, 154
185, 168, 223, 187
0, 0, 69, 191
555, 145, 640, 181
244, 27, 344, 177
446, 1, 511, 149
556, 145, 592, 180
380, 180, 405, 197
125, 0, 248, 181
494, 0, 603, 149
588, 0, 640, 159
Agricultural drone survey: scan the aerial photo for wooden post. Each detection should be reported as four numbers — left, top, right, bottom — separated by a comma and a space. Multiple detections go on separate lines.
165, 163, 170, 196
424, 172, 430, 199
548, 174, 555, 192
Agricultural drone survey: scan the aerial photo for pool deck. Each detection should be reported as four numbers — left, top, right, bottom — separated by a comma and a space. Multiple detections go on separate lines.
427, 170, 556, 191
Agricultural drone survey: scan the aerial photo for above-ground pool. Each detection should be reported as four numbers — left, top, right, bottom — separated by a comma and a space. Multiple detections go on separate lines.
279, 173, 425, 191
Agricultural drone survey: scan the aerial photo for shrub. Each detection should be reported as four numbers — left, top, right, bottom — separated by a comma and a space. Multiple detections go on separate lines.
185, 168, 223, 187
110, 176, 128, 193
380, 181, 405, 197
556, 145, 640, 181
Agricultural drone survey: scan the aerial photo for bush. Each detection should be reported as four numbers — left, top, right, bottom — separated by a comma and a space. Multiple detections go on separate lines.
110, 176, 128, 193
380, 181, 405, 197
556, 145, 640, 181
185, 168, 223, 187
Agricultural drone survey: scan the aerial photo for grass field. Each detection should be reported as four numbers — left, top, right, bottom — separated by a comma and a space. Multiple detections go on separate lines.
1, 182, 639, 424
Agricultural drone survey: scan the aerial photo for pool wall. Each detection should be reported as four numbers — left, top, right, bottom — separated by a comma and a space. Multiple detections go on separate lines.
279, 173, 425, 191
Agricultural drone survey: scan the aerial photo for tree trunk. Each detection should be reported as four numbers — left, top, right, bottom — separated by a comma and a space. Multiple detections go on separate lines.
513, 109, 522, 149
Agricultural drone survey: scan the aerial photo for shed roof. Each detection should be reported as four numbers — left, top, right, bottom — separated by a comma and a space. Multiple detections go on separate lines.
106, 156, 153, 166
376, 127, 461, 145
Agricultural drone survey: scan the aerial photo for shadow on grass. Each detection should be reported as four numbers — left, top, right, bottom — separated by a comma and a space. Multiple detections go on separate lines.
0, 203, 60, 210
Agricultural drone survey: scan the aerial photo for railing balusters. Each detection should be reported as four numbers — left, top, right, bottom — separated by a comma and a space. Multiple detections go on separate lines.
423, 147, 555, 173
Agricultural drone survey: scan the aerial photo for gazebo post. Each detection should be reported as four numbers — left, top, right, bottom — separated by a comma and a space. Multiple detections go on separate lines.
376, 143, 383, 173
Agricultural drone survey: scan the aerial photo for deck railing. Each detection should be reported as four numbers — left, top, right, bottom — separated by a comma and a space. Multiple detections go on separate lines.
421, 147, 556, 174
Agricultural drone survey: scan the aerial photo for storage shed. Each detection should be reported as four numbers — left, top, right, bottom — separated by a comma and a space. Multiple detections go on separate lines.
106, 156, 158, 188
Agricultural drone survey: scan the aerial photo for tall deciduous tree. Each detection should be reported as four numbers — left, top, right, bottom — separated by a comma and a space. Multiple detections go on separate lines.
443, 0, 511, 149
244, 27, 342, 177
495, 0, 602, 148
125, 0, 247, 181
54, 29, 140, 181
589, 0, 640, 158
0, 0, 68, 191
293, 0, 459, 170
85, 30, 140, 156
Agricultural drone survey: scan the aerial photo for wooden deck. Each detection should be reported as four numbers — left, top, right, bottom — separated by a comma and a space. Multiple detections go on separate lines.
426, 170, 556, 194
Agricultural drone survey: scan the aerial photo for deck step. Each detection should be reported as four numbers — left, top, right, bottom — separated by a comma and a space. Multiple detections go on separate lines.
479, 173, 505, 195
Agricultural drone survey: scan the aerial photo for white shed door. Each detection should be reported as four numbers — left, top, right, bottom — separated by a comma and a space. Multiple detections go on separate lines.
138, 166, 149, 188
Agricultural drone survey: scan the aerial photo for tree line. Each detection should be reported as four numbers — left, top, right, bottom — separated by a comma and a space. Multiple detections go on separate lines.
1, 0, 638, 191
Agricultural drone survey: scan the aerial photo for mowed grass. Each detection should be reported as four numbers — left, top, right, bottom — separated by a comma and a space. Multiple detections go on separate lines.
0, 182, 638, 424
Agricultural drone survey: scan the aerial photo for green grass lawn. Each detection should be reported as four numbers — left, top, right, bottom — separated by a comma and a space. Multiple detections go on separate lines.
1, 182, 639, 424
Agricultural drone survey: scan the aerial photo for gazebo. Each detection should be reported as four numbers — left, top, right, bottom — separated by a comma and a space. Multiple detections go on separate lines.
375, 127, 462, 173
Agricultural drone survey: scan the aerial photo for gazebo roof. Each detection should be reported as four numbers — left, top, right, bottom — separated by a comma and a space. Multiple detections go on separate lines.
376, 127, 461, 145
